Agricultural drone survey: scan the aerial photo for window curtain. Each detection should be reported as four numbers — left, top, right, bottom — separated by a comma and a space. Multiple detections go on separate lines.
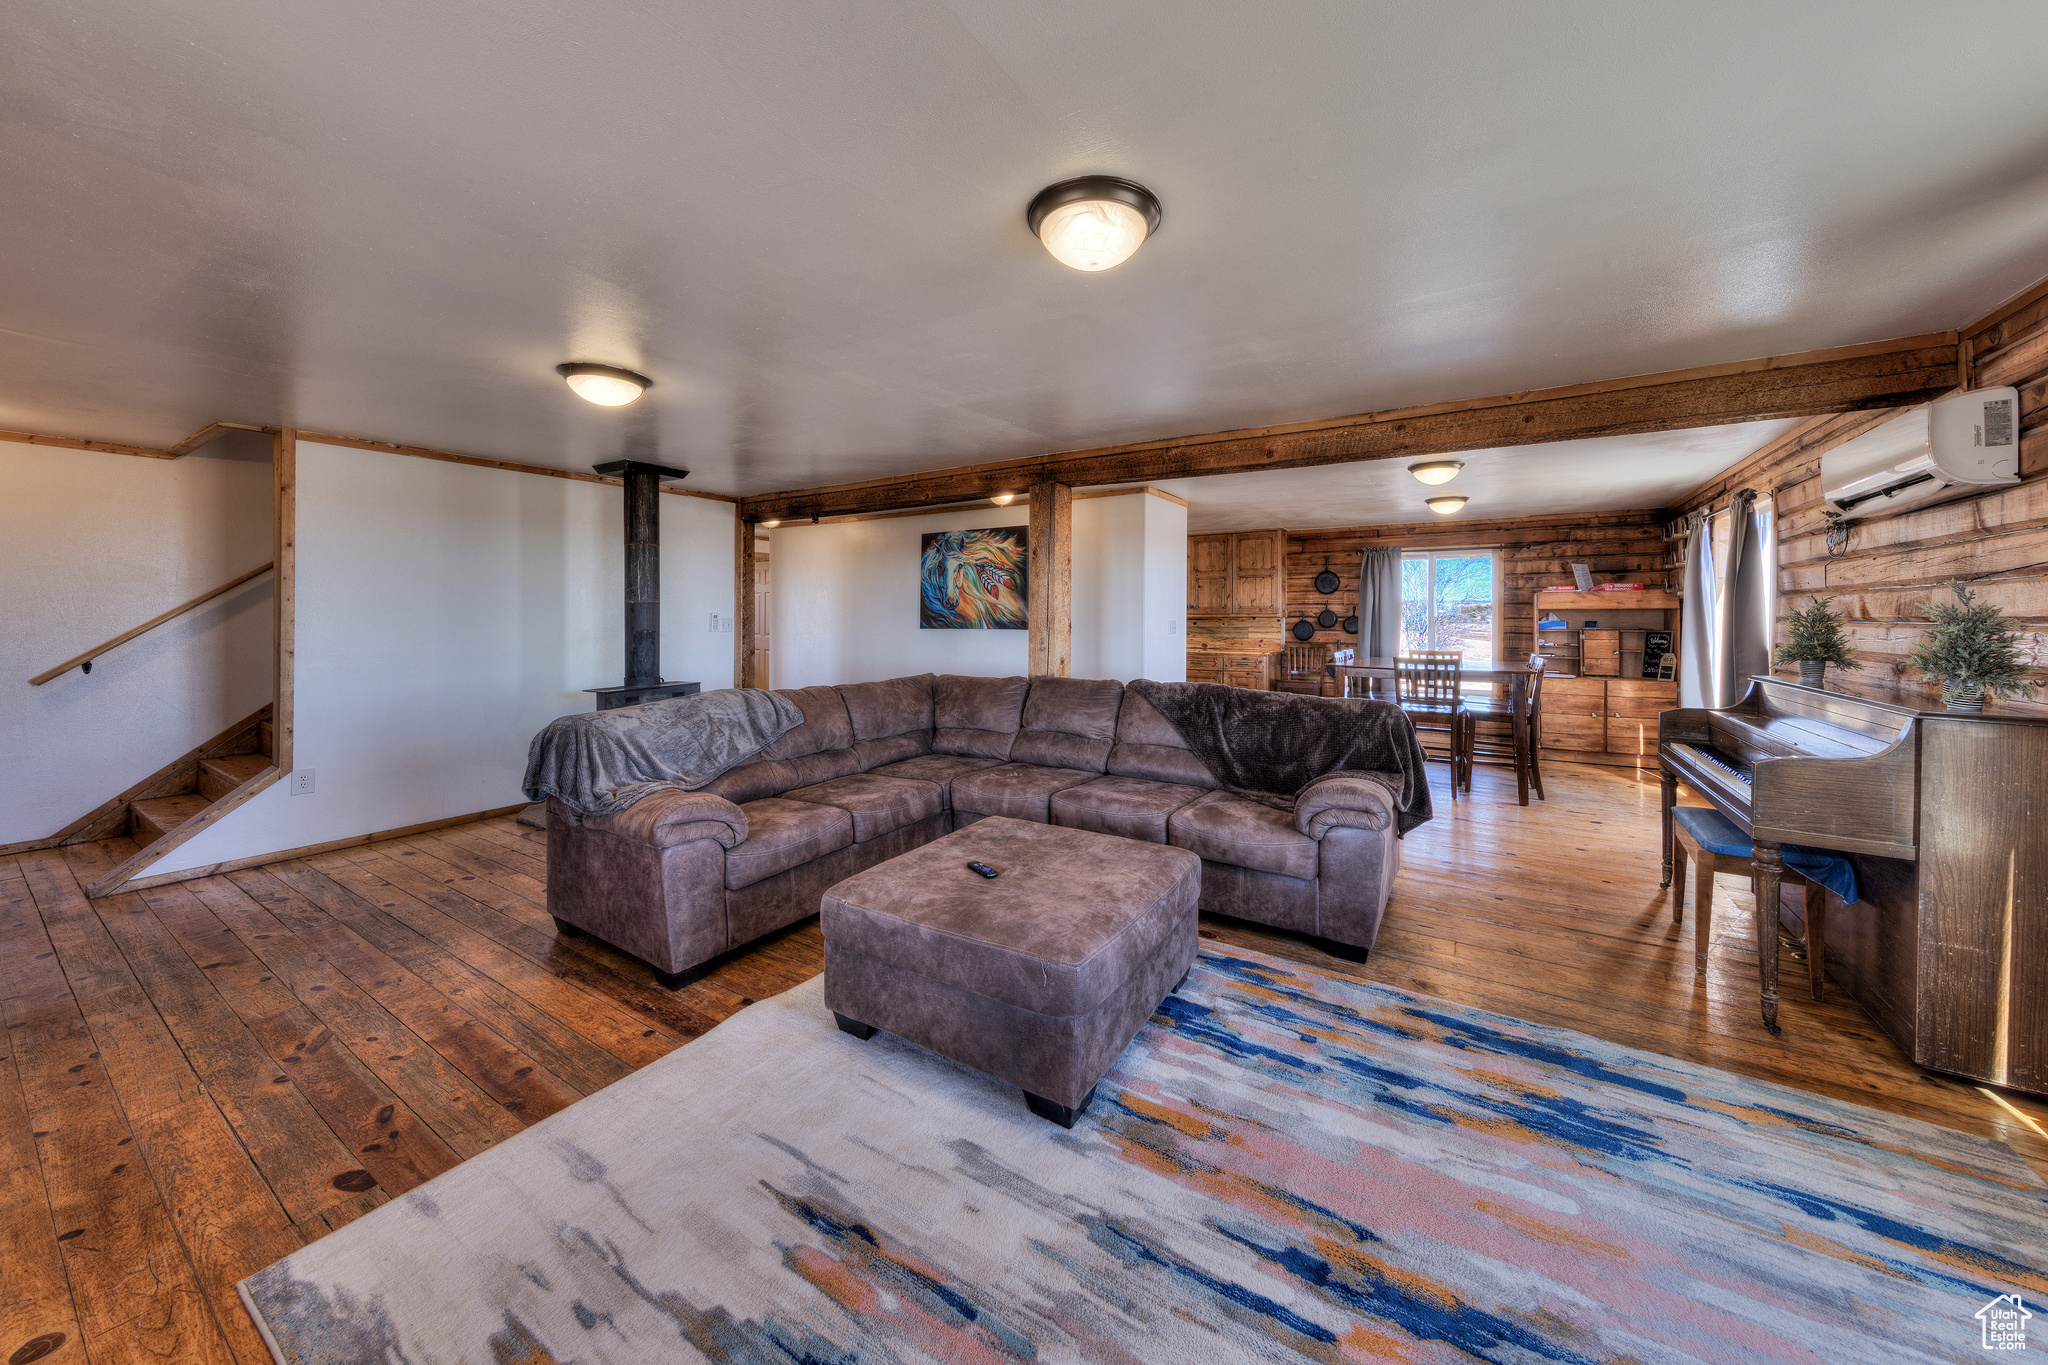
1678, 511, 1717, 708
1679, 490, 1773, 709
1358, 547, 1403, 696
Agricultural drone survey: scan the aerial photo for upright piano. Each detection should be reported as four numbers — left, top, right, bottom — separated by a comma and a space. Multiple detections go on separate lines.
1660, 677, 2048, 1095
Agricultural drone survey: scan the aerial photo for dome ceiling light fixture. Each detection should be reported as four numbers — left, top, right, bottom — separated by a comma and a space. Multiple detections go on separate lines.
1426, 495, 1470, 515
990, 491, 1016, 506
1408, 460, 1464, 485
557, 362, 652, 407
1026, 176, 1162, 272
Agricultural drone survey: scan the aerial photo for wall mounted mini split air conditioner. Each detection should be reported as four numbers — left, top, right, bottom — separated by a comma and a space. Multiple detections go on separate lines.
1821, 387, 2021, 522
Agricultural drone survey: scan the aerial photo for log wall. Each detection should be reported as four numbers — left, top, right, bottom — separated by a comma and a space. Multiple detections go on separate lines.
1283, 511, 1671, 661
1666, 290, 2048, 717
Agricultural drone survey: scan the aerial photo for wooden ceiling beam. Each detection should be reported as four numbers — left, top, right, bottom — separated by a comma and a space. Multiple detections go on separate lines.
737, 332, 1961, 523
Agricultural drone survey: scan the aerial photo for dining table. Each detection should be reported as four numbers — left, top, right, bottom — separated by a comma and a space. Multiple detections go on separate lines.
1328, 653, 1548, 804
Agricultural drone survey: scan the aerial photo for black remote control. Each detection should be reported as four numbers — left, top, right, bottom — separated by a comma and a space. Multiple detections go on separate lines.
966, 861, 998, 879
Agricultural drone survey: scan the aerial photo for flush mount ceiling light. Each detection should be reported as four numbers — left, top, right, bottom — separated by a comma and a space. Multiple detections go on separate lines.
557, 362, 651, 407
760, 519, 780, 528
1027, 176, 1162, 272
1426, 495, 1470, 515
990, 491, 1016, 506
1409, 460, 1464, 485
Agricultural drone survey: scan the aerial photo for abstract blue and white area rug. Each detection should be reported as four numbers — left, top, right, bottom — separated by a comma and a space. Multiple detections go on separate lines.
239, 945, 2048, 1363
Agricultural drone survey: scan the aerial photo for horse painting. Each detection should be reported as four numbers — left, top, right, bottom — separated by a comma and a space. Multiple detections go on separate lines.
920, 528, 1028, 629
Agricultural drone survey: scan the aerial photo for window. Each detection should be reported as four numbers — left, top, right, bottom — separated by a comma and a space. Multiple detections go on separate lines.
1401, 551, 1499, 662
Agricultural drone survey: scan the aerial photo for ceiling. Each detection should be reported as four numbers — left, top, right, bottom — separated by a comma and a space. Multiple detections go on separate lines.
7, 2, 2048, 499
1133, 419, 1800, 532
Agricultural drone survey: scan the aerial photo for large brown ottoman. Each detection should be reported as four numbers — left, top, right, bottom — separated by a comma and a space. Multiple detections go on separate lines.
821, 815, 1200, 1128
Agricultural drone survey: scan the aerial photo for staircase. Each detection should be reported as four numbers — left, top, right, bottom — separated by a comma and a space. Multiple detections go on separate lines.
130, 720, 274, 848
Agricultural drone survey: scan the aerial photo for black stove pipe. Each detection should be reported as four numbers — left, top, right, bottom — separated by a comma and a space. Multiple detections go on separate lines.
592, 459, 691, 689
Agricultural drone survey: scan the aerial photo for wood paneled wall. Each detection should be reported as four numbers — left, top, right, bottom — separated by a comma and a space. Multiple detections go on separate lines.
1667, 288, 2048, 717
1284, 511, 1670, 660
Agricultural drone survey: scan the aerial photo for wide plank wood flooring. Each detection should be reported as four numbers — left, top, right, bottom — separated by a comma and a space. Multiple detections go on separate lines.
4, 761, 2045, 1363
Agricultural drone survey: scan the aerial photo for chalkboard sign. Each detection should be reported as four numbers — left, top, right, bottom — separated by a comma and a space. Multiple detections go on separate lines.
1642, 630, 1673, 677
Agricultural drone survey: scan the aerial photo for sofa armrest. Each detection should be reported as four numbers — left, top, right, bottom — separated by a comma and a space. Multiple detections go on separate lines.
1294, 771, 1398, 838
584, 789, 748, 849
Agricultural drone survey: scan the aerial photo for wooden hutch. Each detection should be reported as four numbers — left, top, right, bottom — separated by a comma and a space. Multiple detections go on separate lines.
1185, 529, 1286, 689
1534, 588, 1681, 771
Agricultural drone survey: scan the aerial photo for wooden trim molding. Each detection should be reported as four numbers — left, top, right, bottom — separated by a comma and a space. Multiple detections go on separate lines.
295, 431, 740, 502
737, 333, 1962, 522
0, 420, 266, 460
734, 513, 756, 688
110, 802, 533, 895
273, 429, 297, 775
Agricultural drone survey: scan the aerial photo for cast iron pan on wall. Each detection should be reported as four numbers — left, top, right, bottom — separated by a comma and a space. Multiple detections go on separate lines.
1291, 614, 1317, 641
1318, 602, 1339, 628
1314, 557, 1341, 595
1342, 612, 1359, 634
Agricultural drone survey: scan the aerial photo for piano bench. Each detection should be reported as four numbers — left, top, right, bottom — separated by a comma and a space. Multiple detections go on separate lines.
1670, 806, 1827, 1005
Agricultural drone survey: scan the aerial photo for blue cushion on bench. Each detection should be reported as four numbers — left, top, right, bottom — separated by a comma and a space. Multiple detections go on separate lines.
1672, 805, 1861, 904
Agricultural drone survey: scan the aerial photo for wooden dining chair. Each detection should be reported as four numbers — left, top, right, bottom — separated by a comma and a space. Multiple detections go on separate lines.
1277, 642, 1330, 695
1395, 652, 1465, 798
1457, 654, 1546, 804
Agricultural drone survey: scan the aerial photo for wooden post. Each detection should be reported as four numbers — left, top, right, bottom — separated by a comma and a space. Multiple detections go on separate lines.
272, 428, 296, 774
1028, 481, 1072, 677
734, 514, 756, 689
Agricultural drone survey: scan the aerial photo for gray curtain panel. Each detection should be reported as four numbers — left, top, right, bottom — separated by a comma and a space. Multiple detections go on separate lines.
1717, 489, 1772, 706
1678, 511, 1717, 709
1358, 547, 1404, 696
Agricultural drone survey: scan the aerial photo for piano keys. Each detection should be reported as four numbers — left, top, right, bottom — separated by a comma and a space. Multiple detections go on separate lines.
1660, 676, 2048, 1096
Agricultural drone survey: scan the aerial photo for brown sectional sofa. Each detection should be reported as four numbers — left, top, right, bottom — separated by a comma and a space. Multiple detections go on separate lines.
546, 673, 1406, 988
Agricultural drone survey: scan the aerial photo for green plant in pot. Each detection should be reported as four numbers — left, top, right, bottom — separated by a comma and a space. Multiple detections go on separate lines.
1774, 595, 1862, 689
1901, 581, 2033, 713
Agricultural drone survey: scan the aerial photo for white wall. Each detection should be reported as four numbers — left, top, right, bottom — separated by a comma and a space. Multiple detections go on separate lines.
1, 434, 275, 844
770, 489, 1186, 689
154, 441, 734, 873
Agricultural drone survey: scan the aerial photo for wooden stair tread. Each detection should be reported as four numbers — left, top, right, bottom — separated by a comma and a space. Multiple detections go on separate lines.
129, 793, 213, 846
199, 753, 271, 800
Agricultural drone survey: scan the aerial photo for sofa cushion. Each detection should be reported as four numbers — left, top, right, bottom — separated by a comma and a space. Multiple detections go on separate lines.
1106, 689, 1218, 789
868, 753, 1004, 802
932, 675, 1028, 759
951, 762, 1102, 823
1167, 791, 1319, 880
760, 686, 855, 760
725, 798, 855, 890
788, 747, 863, 787
783, 773, 945, 844
837, 676, 935, 741
1010, 676, 1123, 771
853, 734, 928, 771
1050, 775, 1211, 844
696, 757, 801, 804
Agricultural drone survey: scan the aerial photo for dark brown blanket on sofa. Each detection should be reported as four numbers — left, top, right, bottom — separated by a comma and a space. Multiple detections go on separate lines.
1126, 681, 1433, 834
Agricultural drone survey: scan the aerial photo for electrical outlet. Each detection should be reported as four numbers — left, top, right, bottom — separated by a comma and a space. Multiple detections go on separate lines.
722, 616, 733, 633
290, 768, 315, 796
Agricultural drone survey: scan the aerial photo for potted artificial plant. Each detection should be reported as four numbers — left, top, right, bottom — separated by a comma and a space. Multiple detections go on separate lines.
1775, 595, 1862, 689
1901, 581, 2032, 713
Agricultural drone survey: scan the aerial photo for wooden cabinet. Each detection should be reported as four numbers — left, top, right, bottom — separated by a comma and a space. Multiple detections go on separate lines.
1187, 530, 1285, 618
1186, 650, 1273, 690
1540, 676, 1678, 767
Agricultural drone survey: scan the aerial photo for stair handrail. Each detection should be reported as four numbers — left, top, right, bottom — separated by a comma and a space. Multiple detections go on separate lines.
28, 562, 274, 685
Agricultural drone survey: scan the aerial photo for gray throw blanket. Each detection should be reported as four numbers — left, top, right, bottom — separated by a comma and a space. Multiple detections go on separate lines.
1126, 680, 1433, 834
523, 689, 804, 817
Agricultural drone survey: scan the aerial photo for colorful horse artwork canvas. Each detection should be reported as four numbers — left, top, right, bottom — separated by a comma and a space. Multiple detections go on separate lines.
921, 528, 1028, 629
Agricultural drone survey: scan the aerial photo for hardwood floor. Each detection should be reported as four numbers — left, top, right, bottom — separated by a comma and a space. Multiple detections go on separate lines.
4, 761, 2045, 1363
